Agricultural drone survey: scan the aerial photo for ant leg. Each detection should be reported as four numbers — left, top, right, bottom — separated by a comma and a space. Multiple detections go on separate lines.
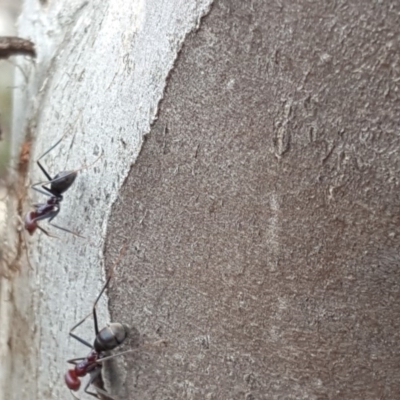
69, 332, 92, 349
37, 224, 59, 239
69, 277, 111, 348
31, 184, 54, 198
46, 212, 85, 238
14, 215, 34, 270
84, 368, 119, 400
96, 339, 168, 364
36, 160, 52, 182
69, 310, 95, 349
96, 349, 135, 363
91, 245, 127, 334
67, 357, 87, 365
35, 134, 68, 182
89, 387, 118, 400
48, 221, 85, 238
33, 150, 104, 188
70, 390, 82, 400
36, 132, 68, 163
92, 277, 112, 335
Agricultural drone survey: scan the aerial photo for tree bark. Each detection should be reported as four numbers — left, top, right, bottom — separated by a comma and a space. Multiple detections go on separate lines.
0, 0, 213, 399
2, 0, 400, 399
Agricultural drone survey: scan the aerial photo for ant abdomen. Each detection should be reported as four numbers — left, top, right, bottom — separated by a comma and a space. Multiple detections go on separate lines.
51, 170, 77, 195
94, 323, 129, 352
24, 203, 60, 235
65, 369, 81, 391
24, 211, 38, 235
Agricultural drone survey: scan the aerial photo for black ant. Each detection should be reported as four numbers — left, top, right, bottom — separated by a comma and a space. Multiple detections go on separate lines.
65, 274, 131, 399
24, 135, 101, 237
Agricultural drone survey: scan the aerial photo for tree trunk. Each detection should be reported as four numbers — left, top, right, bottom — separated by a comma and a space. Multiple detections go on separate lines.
2, 0, 400, 399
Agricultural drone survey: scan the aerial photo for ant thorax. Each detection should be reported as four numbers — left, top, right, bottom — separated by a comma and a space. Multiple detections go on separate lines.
65, 351, 101, 392
76, 351, 101, 376
35, 202, 59, 213
47, 196, 62, 204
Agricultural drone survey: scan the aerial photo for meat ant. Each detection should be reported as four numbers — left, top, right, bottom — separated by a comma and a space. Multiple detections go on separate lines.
24, 135, 101, 237
65, 275, 131, 400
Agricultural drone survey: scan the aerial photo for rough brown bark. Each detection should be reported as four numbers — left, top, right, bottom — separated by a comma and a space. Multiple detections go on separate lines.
1, 0, 213, 399
105, 1, 400, 399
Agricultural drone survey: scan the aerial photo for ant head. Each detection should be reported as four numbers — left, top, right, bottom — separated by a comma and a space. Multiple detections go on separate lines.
51, 170, 77, 195
94, 323, 129, 353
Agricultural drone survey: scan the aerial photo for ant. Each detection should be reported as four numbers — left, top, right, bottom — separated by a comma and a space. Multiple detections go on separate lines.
24, 135, 101, 237
65, 275, 131, 399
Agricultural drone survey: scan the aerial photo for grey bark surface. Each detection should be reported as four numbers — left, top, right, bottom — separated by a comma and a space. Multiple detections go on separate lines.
104, 1, 400, 400
0, 0, 212, 399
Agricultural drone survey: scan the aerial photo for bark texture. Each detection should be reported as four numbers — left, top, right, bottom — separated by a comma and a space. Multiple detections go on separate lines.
105, 1, 400, 399
1, 0, 212, 399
